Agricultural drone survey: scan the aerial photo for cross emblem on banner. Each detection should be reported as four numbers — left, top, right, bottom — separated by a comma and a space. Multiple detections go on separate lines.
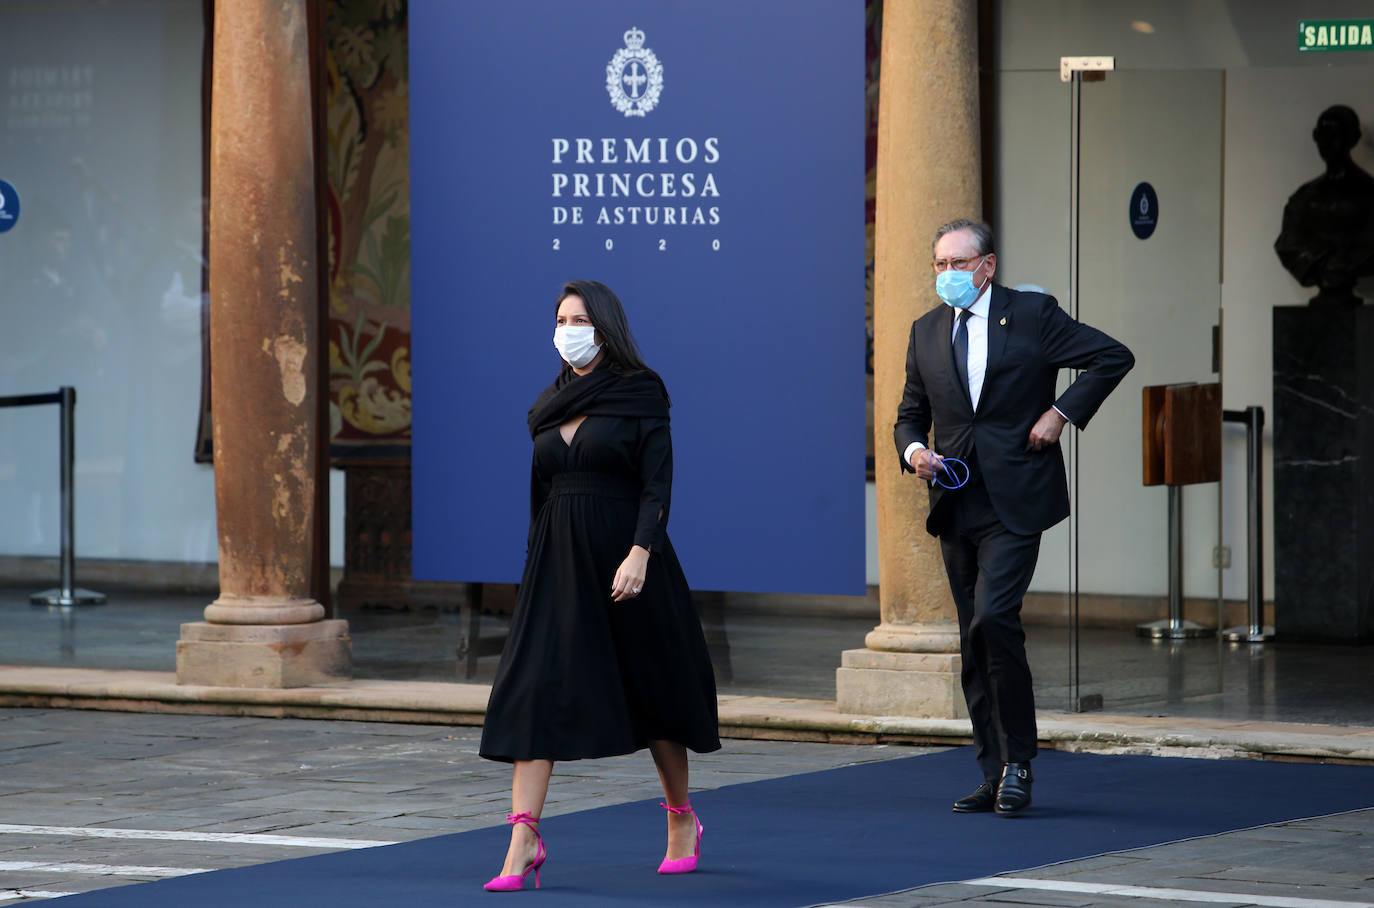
622, 63, 647, 98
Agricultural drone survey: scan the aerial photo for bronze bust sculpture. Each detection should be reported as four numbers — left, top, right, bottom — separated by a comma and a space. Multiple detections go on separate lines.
1274, 105, 1374, 305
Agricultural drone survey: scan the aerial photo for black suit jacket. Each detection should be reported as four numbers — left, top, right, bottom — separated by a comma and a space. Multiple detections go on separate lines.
894, 284, 1134, 538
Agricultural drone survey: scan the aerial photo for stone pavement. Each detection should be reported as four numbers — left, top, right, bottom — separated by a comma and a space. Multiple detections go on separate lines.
0, 708, 1371, 907
4, 666, 1374, 764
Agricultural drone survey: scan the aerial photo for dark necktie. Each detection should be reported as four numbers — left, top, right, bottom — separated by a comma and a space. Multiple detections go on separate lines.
953, 308, 973, 400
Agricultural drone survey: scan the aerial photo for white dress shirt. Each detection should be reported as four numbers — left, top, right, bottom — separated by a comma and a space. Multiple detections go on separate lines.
956, 284, 991, 409
903, 283, 992, 469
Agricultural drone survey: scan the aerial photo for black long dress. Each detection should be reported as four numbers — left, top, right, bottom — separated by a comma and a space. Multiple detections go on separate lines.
479, 410, 720, 763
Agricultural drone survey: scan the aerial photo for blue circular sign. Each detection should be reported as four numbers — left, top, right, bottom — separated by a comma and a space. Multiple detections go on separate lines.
0, 180, 19, 234
1129, 182, 1158, 239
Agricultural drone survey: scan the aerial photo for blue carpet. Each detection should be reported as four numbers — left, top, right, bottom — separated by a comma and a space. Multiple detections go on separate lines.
63, 748, 1374, 906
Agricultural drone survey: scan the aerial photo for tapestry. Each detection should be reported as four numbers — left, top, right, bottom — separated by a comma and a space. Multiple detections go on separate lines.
194, 0, 414, 463
325, 0, 412, 461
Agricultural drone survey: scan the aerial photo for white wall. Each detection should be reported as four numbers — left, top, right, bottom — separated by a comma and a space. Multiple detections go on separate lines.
994, 0, 1374, 602
1220, 65, 1374, 602
0, 2, 212, 563
0, 2, 345, 569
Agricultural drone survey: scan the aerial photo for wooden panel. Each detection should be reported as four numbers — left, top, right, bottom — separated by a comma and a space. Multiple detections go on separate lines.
1142, 382, 1221, 486
1142, 385, 1167, 486
1164, 382, 1222, 486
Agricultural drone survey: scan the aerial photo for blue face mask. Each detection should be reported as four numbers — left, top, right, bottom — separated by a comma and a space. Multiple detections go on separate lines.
935, 256, 987, 309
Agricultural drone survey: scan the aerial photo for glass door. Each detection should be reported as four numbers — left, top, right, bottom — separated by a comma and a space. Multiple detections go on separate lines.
994, 66, 1226, 713
1070, 67, 1227, 710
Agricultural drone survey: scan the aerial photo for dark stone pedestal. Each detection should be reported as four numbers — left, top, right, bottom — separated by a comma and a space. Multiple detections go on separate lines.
1272, 306, 1374, 642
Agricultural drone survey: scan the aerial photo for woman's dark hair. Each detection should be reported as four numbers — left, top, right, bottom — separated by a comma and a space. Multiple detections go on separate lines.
556, 279, 657, 380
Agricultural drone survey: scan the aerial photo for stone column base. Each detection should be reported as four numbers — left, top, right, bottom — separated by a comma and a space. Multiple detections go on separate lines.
864, 621, 962, 653
836, 649, 968, 718
176, 620, 352, 688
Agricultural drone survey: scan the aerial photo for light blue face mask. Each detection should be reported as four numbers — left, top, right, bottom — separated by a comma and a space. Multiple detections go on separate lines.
935, 256, 987, 309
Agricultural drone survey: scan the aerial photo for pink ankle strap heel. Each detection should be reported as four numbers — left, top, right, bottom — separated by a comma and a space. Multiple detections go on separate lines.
657, 801, 704, 874
484, 811, 546, 892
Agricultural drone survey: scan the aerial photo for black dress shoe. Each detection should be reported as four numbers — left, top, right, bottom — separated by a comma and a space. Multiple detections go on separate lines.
995, 762, 1033, 816
952, 780, 997, 813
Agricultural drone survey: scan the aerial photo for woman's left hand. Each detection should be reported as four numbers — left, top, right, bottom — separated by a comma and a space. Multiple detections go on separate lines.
612, 546, 651, 601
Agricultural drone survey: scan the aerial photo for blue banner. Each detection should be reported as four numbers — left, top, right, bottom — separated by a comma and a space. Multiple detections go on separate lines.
410, 0, 864, 594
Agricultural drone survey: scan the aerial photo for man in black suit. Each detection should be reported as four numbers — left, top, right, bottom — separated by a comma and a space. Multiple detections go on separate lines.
894, 219, 1133, 816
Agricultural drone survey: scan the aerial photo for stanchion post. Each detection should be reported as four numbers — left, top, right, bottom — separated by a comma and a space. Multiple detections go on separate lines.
1224, 405, 1273, 643
1137, 484, 1213, 639
31, 386, 106, 607
60, 385, 75, 595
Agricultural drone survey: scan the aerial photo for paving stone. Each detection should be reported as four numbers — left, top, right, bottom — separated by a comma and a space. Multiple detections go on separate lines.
1079, 901, 1244, 908
1031, 855, 1148, 876
154, 806, 283, 823
1286, 810, 1374, 833
240, 810, 389, 830
64, 813, 221, 833
244, 822, 411, 841
1230, 824, 1357, 845
338, 814, 464, 832
1107, 860, 1234, 879
887, 883, 1006, 901
909, 900, 1042, 907
1150, 874, 1369, 900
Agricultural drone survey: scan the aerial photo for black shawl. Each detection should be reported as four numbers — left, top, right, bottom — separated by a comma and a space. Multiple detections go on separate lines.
526, 365, 669, 438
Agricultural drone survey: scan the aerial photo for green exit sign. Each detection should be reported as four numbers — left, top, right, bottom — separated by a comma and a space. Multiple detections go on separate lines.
1299, 19, 1374, 52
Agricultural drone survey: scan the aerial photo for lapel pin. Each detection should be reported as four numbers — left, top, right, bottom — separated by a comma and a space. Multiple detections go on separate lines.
999, 317, 1007, 326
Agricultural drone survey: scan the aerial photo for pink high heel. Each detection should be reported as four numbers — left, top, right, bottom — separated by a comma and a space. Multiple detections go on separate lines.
484, 811, 546, 892
657, 801, 704, 874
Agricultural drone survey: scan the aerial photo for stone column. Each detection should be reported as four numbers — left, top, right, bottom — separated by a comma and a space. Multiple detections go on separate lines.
837, 0, 981, 717
177, 0, 351, 688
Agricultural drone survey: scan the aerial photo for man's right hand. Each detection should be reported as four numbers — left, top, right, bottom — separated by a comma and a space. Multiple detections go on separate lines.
909, 448, 946, 481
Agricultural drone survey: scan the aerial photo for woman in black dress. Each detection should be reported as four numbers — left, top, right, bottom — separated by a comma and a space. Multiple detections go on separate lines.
480, 280, 720, 892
